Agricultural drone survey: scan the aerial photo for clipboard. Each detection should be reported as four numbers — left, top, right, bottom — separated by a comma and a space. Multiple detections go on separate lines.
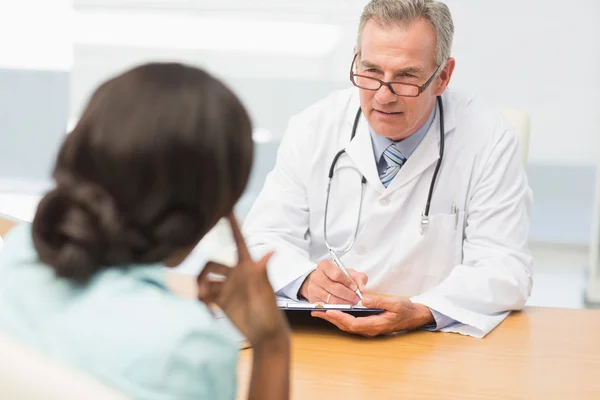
276, 297, 385, 317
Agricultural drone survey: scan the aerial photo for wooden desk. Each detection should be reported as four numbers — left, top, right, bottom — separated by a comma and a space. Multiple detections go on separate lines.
2, 242, 595, 398
236, 308, 600, 399
6, 216, 595, 396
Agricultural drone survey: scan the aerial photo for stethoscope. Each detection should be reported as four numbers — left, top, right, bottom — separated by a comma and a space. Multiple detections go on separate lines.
323, 95, 445, 257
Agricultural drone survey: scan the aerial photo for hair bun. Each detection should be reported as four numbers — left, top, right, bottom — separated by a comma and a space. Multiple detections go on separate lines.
32, 182, 122, 283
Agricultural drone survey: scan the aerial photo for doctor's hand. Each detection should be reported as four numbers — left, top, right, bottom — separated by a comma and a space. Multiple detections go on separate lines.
299, 260, 368, 305
311, 295, 435, 338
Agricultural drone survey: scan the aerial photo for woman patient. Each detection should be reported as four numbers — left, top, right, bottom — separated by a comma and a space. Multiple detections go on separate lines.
0, 62, 289, 399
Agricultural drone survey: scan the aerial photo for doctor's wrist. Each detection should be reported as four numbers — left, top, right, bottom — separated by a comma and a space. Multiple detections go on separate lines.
298, 273, 313, 300
409, 302, 435, 329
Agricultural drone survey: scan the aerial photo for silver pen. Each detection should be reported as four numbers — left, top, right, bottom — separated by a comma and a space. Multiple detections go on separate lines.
328, 249, 363, 300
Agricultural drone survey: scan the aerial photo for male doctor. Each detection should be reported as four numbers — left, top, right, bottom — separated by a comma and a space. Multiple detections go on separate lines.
242, 0, 533, 338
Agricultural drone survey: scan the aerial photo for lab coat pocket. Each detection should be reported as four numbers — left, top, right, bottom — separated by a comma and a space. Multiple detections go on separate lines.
419, 211, 464, 282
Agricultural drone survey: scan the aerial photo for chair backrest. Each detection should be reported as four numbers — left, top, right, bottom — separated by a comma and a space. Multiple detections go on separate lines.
500, 108, 530, 165
0, 334, 129, 400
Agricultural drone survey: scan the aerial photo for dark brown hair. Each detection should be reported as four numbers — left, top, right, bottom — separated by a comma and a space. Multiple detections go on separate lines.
32, 62, 253, 283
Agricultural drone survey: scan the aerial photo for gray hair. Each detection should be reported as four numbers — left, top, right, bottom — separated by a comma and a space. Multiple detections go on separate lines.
356, 0, 454, 66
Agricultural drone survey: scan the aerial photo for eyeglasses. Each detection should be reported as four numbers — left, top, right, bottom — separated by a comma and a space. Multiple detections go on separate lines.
349, 53, 443, 97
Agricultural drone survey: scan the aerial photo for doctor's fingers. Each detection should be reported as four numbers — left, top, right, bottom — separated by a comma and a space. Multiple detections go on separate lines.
312, 275, 360, 304
311, 311, 381, 337
312, 311, 389, 338
347, 269, 368, 292
317, 260, 359, 292
310, 284, 352, 305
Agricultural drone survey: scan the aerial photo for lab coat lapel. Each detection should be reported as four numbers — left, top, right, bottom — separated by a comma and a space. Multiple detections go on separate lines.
344, 112, 385, 193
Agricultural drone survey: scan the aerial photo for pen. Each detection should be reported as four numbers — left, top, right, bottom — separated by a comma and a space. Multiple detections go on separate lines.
328, 249, 363, 300
451, 200, 458, 228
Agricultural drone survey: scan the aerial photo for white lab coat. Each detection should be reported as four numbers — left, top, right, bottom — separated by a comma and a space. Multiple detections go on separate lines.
243, 87, 533, 338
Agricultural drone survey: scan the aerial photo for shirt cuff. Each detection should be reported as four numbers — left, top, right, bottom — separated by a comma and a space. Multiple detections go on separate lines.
275, 270, 314, 301
421, 308, 457, 331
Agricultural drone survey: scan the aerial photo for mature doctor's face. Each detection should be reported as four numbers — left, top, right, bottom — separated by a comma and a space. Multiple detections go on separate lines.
355, 19, 454, 140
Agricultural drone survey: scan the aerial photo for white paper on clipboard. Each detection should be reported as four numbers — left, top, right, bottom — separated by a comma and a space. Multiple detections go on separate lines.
276, 296, 382, 312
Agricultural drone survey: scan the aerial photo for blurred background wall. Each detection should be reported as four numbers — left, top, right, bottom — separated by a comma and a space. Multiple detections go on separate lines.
1, 0, 599, 248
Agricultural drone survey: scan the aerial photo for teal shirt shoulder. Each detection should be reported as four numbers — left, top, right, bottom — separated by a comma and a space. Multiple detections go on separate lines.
0, 224, 238, 400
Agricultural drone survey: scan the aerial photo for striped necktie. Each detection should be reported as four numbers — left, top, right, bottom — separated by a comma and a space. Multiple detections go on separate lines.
380, 144, 406, 188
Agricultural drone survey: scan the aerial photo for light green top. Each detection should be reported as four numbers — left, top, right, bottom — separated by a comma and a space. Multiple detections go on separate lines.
0, 224, 238, 400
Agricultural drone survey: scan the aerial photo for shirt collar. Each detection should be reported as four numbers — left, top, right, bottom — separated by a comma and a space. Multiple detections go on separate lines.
119, 264, 168, 289
369, 104, 437, 162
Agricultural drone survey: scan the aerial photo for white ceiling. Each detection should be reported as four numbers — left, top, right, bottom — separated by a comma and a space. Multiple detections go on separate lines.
73, 0, 370, 23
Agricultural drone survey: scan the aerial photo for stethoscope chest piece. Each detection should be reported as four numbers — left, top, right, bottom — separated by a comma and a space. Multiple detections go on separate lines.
420, 210, 429, 235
